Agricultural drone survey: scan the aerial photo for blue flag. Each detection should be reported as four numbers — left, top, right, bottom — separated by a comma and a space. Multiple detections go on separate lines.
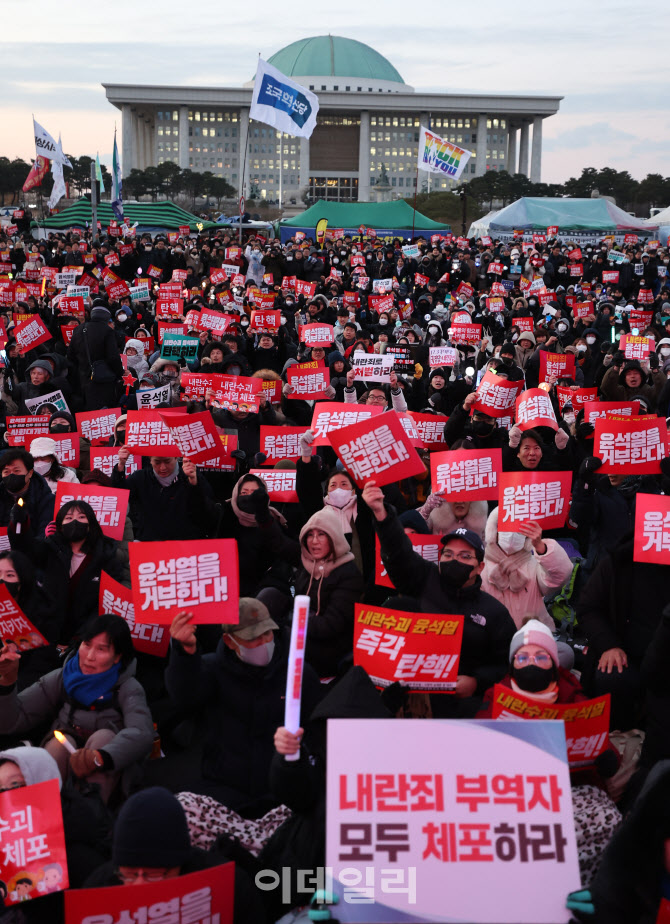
250, 59, 319, 139
111, 131, 123, 221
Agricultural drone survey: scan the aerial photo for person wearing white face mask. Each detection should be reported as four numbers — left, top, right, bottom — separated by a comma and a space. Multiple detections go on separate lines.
166, 600, 322, 815
481, 507, 572, 630
28, 437, 79, 495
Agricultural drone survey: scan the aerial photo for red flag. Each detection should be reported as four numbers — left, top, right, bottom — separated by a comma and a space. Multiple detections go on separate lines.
22, 156, 50, 192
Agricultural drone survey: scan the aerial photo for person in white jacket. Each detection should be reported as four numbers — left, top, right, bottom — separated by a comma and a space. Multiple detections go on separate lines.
342, 368, 407, 412
480, 506, 573, 630
28, 437, 79, 495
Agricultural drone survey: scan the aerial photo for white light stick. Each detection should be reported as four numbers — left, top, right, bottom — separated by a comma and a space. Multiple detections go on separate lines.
53, 730, 75, 754
283, 595, 310, 762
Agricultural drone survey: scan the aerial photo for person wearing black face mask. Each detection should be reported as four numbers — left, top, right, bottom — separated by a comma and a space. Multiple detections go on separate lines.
0, 449, 55, 539
363, 481, 515, 718
445, 392, 510, 452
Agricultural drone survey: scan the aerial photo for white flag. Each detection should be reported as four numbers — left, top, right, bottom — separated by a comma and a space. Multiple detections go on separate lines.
33, 118, 71, 168
48, 137, 67, 209
418, 125, 472, 182
250, 59, 319, 139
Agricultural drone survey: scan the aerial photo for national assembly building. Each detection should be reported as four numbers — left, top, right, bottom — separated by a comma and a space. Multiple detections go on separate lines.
103, 35, 561, 206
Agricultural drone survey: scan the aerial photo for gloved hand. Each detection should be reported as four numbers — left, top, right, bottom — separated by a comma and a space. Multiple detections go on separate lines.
578, 456, 603, 486
554, 428, 570, 450
380, 681, 410, 715
299, 429, 315, 459
576, 421, 594, 441
69, 748, 103, 779
282, 382, 294, 396
231, 449, 246, 463
602, 353, 613, 367
649, 350, 659, 369
413, 362, 423, 381
421, 492, 445, 514
324, 385, 336, 399
508, 424, 523, 448
244, 488, 271, 524
44, 520, 57, 537
9, 502, 28, 525
253, 452, 267, 467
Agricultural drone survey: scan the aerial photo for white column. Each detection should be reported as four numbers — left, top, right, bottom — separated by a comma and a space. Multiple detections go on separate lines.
519, 122, 530, 177
475, 112, 487, 176
131, 113, 141, 174
137, 114, 146, 169
418, 110, 430, 192
239, 107, 250, 198
530, 116, 543, 183
357, 109, 370, 202
121, 104, 134, 177
299, 135, 310, 199
178, 106, 189, 169
507, 126, 518, 174
146, 118, 155, 168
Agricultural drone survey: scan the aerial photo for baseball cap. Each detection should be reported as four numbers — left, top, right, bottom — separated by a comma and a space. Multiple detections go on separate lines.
441, 527, 485, 562
222, 598, 279, 641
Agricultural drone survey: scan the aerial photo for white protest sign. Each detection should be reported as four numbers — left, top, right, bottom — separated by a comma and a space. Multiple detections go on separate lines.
56, 272, 78, 289
402, 244, 420, 258
24, 389, 70, 416
351, 354, 394, 383
129, 283, 151, 301
429, 346, 460, 368
136, 384, 172, 409
66, 285, 90, 298
372, 277, 393, 293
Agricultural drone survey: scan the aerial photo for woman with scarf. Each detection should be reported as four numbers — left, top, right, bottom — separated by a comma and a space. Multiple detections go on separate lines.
480, 507, 572, 630
0, 613, 153, 803
28, 435, 80, 494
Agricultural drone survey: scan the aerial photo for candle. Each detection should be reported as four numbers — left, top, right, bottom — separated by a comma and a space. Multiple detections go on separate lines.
53, 730, 76, 754
15, 499, 24, 535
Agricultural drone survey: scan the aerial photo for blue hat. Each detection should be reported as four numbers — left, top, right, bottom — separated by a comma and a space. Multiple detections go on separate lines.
441, 526, 484, 561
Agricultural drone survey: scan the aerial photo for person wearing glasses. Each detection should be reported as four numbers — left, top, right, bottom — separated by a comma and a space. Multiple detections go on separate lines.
343, 367, 408, 411
362, 480, 515, 717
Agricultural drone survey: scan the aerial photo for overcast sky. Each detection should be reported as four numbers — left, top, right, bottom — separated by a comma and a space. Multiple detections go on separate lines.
2, 0, 667, 197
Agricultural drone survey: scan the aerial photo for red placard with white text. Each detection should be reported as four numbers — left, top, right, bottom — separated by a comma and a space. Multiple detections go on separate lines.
295, 279, 316, 299
158, 410, 223, 464
260, 425, 309, 464
210, 375, 263, 414
431, 448, 502, 500
48, 432, 79, 466
594, 416, 667, 475
584, 400, 640, 425
408, 412, 448, 450
539, 352, 576, 383
499, 470, 572, 531
448, 322, 482, 344
375, 533, 443, 588
13, 316, 51, 353
621, 335, 653, 360
556, 387, 597, 412
472, 372, 524, 418
156, 297, 184, 319
573, 302, 593, 320
129, 539, 239, 625
310, 402, 384, 446
515, 388, 558, 431
286, 361, 330, 399
250, 309, 280, 331
633, 493, 670, 565
54, 482, 129, 541
327, 410, 424, 487
354, 604, 463, 692
99, 570, 169, 656
89, 447, 140, 478
65, 862, 234, 924
249, 468, 298, 503
76, 407, 121, 445
0, 585, 48, 650
301, 322, 335, 347
259, 378, 282, 405
58, 296, 85, 317
125, 410, 180, 457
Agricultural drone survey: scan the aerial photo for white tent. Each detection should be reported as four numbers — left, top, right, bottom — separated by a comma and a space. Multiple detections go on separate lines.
644, 206, 670, 245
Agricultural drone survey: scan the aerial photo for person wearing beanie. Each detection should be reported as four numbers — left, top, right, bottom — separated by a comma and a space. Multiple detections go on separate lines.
13, 359, 56, 415
67, 301, 123, 410
496, 342, 525, 382
600, 355, 665, 411
0, 446, 56, 539
28, 436, 79, 494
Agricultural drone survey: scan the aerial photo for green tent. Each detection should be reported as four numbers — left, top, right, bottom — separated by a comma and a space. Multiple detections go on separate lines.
279, 199, 449, 243
32, 197, 219, 232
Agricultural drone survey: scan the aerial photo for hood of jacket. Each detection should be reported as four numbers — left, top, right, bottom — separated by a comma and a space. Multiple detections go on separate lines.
310, 665, 391, 722
428, 499, 488, 539
299, 506, 355, 578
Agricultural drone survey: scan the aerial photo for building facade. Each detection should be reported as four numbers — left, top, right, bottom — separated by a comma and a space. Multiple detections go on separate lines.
103, 35, 561, 204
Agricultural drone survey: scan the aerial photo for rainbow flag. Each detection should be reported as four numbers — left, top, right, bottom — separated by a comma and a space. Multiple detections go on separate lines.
418, 126, 472, 181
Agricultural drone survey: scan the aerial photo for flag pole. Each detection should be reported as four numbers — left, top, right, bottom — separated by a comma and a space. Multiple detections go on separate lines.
412, 164, 419, 240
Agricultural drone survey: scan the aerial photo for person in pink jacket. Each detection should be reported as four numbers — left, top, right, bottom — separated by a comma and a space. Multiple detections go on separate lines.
480, 507, 573, 630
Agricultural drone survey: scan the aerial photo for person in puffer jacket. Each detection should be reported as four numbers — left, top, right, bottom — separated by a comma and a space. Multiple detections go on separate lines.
417, 497, 489, 539
480, 507, 573, 630
293, 507, 364, 677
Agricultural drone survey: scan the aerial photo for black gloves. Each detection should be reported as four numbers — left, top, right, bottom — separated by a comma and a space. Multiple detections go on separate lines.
578, 456, 603, 487
9, 502, 29, 525
246, 488, 271, 524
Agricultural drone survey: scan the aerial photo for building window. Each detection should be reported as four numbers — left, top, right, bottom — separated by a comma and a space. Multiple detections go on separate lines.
321, 85, 326, 90
333, 85, 338, 90
345, 86, 350, 91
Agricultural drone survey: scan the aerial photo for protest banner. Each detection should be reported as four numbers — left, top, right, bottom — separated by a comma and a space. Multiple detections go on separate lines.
209, 375, 263, 413
158, 410, 223, 464
136, 382, 173, 409
368, 294, 394, 314
195, 432, 238, 472
327, 410, 425, 487
160, 333, 199, 361
196, 309, 235, 336
65, 862, 234, 924
181, 372, 225, 402
311, 402, 384, 446
260, 426, 309, 464
249, 468, 298, 503
300, 323, 335, 347
375, 534, 442, 588
539, 352, 576, 383
472, 372, 524, 418
491, 687, 610, 766
23, 389, 69, 417
76, 408, 121, 445
58, 295, 84, 317
572, 302, 593, 320
259, 378, 282, 405
633, 493, 670, 565
286, 360, 330, 399
326, 719, 579, 923
384, 345, 414, 374
350, 354, 394, 383
428, 346, 459, 368
448, 322, 482, 344
100, 571, 169, 657
431, 448, 502, 500
418, 126, 472, 180
130, 539, 239, 625
55, 482, 129, 541
125, 409, 180, 457
629, 310, 653, 328
556, 387, 597, 412
396, 412, 423, 448
6, 415, 50, 442
515, 389, 558, 431
295, 279, 316, 299
408, 412, 448, 450
583, 400, 640, 425
13, 316, 51, 354
0, 585, 48, 650
594, 416, 667, 475
354, 604, 463, 692
487, 262, 505, 276
601, 270, 619, 284
156, 296, 185, 319
46, 432, 79, 466
55, 271, 78, 289
157, 323, 188, 346
250, 309, 280, 330
89, 446, 140, 478
0, 779, 69, 904
620, 335, 653, 360
499, 471, 572, 531
372, 277, 393, 294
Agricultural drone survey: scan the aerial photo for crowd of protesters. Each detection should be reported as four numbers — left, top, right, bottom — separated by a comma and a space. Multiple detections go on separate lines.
0, 217, 668, 923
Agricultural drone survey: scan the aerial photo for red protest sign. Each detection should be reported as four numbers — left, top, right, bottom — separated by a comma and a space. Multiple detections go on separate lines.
0, 585, 48, 650
158, 410, 222, 464
156, 297, 184, 318
623, 233, 638, 244
0, 779, 69, 904
584, 400, 640, 425
539, 351, 576, 383
593, 416, 668, 475
486, 296, 505, 312
65, 862, 234, 924
638, 288, 654, 304
13, 316, 51, 354
130, 539, 239, 625
157, 322, 187, 345
259, 378, 282, 405
181, 372, 226, 401
547, 225, 559, 237
629, 310, 653, 327
431, 448, 502, 500
375, 534, 442, 587
354, 604, 463, 692
472, 371, 524, 418
633, 493, 670, 565
368, 294, 394, 313
515, 388, 558, 431
327, 410, 424, 487
286, 361, 330, 399
415, 272, 430, 287
197, 309, 235, 336
295, 279, 316, 299
515, 316, 535, 333
210, 375, 263, 414
7, 415, 50, 441
455, 281, 474, 300
448, 322, 482, 344
300, 323, 335, 347
49, 432, 79, 467
260, 425, 309, 464
310, 402, 383, 446
491, 687, 610, 766
487, 262, 505, 276
569, 263, 583, 277
196, 432, 238, 472
209, 267, 228, 285
54, 482, 129, 541
250, 309, 280, 330
621, 335, 653, 360
249, 468, 298, 503
556, 387, 597, 412
107, 280, 131, 300
126, 409, 180, 457
573, 301, 593, 320
76, 407, 121, 445
100, 570, 169, 657
89, 446, 140, 479
499, 470, 572, 531
58, 296, 84, 317
602, 270, 619, 284
408, 412, 447, 450
396, 411, 424, 448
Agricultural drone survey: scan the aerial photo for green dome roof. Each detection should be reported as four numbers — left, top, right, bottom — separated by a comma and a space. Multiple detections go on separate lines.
267, 36, 405, 84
